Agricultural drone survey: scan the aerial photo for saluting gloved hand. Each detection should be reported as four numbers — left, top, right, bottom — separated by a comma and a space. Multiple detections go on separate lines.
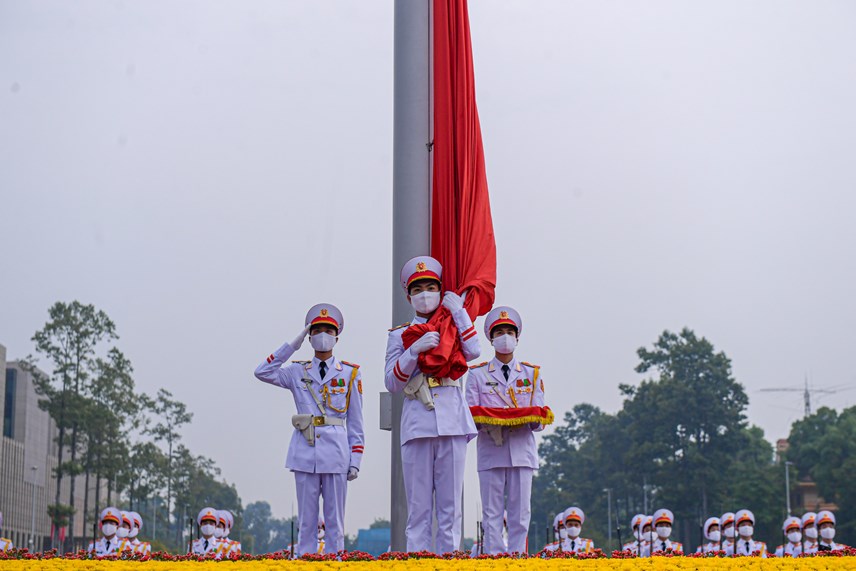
409, 331, 440, 355
290, 325, 312, 351
441, 291, 466, 313
347, 466, 359, 481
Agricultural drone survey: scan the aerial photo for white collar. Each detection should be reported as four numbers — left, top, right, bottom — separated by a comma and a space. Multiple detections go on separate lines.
412, 314, 429, 325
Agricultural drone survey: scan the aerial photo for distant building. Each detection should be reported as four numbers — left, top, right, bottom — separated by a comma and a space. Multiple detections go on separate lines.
0, 343, 94, 550
776, 438, 838, 514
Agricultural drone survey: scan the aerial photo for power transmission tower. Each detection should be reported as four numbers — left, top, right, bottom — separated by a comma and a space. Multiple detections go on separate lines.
760, 376, 843, 417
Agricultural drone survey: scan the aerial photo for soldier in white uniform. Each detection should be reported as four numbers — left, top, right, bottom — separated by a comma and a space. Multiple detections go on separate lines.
802, 511, 819, 554
114, 511, 135, 553
254, 303, 364, 555
561, 507, 594, 554
622, 513, 646, 554
88, 507, 123, 556
465, 306, 544, 555
696, 516, 721, 554
645, 509, 683, 555
220, 510, 241, 556
128, 511, 151, 555
384, 256, 480, 553
719, 512, 736, 555
0, 512, 12, 552
817, 510, 847, 551
774, 516, 803, 557
543, 513, 563, 552
733, 509, 767, 557
192, 507, 220, 555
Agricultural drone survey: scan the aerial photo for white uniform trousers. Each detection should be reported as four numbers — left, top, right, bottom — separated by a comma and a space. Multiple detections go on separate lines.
294, 471, 347, 555
478, 466, 533, 554
401, 435, 467, 553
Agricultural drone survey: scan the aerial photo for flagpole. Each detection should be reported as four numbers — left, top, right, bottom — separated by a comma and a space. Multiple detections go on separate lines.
389, 0, 432, 553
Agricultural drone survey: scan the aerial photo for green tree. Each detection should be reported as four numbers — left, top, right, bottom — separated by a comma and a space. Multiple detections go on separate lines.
531, 329, 784, 552
788, 406, 856, 539
27, 301, 117, 549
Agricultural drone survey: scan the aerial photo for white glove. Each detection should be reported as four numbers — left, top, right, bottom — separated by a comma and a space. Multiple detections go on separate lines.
442, 291, 466, 313
409, 331, 440, 355
290, 325, 312, 351
347, 466, 359, 481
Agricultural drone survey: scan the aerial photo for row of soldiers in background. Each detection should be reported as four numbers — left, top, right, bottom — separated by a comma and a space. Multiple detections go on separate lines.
602, 508, 847, 557
543, 507, 597, 554
87, 507, 152, 556
189, 507, 242, 557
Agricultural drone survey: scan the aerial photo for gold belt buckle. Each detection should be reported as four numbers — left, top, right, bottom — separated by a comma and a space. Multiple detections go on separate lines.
427, 377, 440, 388
313, 416, 325, 426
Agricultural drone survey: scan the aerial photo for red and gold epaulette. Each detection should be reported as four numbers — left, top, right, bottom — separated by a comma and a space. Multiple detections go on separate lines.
388, 322, 411, 332
469, 362, 489, 369
521, 361, 540, 369
340, 360, 360, 369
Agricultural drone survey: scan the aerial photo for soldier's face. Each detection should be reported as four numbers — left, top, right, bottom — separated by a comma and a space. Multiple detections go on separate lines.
310, 324, 338, 337
709, 524, 719, 533
491, 325, 518, 339
408, 280, 440, 297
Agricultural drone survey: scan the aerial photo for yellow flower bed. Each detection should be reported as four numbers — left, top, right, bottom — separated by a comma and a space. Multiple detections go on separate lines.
2, 560, 856, 571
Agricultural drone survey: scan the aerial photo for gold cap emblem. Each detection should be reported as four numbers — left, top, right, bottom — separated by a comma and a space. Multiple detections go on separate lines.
500, 310, 509, 319
320, 308, 328, 317
416, 261, 426, 271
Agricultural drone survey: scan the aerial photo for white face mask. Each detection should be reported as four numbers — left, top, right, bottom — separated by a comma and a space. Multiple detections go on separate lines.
130, 528, 139, 539
804, 527, 818, 539
559, 528, 568, 539
410, 291, 440, 314
738, 524, 753, 537
309, 332, 337, 352
318, 528, 325, 540
214, 527, 225, 539
656, 525, 671, 539
708, 530, 721, 542
492, 333, 517, 355
633, 530, 641, 540
566, 526, 581, 538
723, 526, 735, 539
788, 531, 802, 543
821, 527, 835, 541
102, 524, 117, 537
200, 524, 215, 537
643, 528, 653, 538
117, 527, 129, 539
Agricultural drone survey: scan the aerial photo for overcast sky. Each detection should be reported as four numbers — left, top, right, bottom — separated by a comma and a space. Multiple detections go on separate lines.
2, 0, 856, 538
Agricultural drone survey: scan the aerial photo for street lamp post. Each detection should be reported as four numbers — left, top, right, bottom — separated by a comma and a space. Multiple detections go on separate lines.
30, 466, 38, 550
784, 461, 793, 516
604, 488, 613, 551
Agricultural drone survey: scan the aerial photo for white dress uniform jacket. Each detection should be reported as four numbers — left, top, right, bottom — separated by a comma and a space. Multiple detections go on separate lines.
255, 345, 365, 472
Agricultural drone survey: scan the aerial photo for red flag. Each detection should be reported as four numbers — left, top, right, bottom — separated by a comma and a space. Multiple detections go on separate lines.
402, 0, 497, 379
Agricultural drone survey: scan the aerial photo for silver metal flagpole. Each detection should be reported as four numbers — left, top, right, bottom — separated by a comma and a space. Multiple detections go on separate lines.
387, 0, 432, 553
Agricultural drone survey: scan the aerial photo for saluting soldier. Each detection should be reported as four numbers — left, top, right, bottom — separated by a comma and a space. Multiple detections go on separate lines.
192, 507, 220, 555
561, 507, 594, 554
88, 507, 123, 556
384, 256, 480, 553
696, 517, 721, 554
774, 516, 803, 557
254, 303, 364, 555
465, 306, 544, 555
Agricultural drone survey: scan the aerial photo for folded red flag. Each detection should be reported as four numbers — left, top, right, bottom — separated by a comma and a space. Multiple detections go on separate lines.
469, 406, 555, 427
